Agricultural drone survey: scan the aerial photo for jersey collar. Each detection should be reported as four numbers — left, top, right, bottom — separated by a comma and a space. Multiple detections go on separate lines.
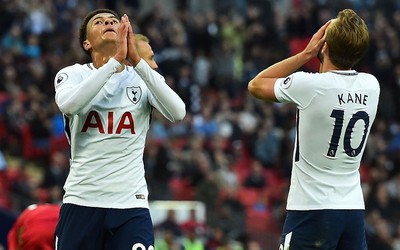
86, 63, 129, 71
328, 70, 358, 76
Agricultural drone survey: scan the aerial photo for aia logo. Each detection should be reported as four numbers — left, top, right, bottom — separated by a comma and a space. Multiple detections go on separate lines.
81, 111, 135, 134
127, 86, 142, 104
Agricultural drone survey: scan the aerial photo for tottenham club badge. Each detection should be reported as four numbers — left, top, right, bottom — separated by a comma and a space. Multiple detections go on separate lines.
126, 86, 142, 104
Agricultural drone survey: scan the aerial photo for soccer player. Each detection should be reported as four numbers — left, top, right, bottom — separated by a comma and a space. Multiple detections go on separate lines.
248, 9, 379, 250
8, 204, 60, 250
53, 9, 186, 250
134, 34, 158, 70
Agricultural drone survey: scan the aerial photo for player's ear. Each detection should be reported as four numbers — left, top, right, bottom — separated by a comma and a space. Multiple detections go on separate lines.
83, 40, 92, 52
322, 42, 328, 54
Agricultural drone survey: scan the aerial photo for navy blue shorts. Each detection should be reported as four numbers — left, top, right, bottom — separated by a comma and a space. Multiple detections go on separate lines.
280, 210, 367, 250
55, 204, 154, 250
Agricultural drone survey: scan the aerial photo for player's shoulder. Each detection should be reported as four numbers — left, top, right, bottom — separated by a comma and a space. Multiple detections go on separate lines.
19, 204, 60, 219
58, 62, 91, 74
25, 203, 60, 211
291, 71, 323, 81
280, 71, 322, 89
55, 63, 91, 85
357, 72, 380, 89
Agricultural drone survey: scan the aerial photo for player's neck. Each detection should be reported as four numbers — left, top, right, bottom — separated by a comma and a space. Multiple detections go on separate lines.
319, 58, 349, 73
91, 50, 125, 72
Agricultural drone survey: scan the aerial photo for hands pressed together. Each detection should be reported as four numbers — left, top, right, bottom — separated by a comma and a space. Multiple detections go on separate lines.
114, 14, 141, 66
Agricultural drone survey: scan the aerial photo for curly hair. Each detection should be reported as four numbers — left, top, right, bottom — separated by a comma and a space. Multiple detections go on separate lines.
78, 9, 120, 57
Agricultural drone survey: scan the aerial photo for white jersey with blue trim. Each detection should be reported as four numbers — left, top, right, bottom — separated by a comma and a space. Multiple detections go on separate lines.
274, 70, 380, 210
54, 58, 185, 209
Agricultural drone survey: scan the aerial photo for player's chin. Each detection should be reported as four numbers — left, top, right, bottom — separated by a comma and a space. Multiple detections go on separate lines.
101, 37, 118, 44
102, 32, 117, 40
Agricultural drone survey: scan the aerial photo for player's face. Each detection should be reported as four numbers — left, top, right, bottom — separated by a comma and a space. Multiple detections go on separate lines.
136, 40, 158, 70
85, 13, 120, 49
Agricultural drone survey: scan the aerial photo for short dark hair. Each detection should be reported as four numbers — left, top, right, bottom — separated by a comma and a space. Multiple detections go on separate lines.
78, 9, 120, 57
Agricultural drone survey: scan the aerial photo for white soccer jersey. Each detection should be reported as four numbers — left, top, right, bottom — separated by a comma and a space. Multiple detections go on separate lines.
54, 58, 185, 209
274, 70, 380, 210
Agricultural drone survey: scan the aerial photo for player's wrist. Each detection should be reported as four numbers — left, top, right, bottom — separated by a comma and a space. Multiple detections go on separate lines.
298, 51, 313, 64
127, 55, 141, 67
113, 54, 126, 64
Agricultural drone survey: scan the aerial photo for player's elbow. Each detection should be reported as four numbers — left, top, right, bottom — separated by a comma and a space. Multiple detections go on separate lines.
248, 78, 277, 102
174, 104, 186, 122
248, 79, 259, 97
56, 100, 80, 117
164, 101, 186, 123
55, 93, 80, 116
58, 105, 77, 117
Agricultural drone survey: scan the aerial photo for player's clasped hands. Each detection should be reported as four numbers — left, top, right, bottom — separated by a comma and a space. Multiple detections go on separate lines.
114, 14, 128, 63
115, 14, 140, 66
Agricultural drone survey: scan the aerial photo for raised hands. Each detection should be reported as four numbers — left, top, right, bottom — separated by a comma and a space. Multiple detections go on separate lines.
115, 14, 151, 66
302, 19, 331, 60
115, 14, 141, 66
126, 15, 141, 66
114, 14, 129, 63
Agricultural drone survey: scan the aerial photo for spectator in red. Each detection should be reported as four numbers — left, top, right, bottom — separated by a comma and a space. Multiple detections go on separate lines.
180, 208, 206, 237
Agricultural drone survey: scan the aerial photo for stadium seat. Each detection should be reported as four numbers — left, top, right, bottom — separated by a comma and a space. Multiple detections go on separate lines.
169, 177, 195, 200
245, 208, 272, 232
237, 187, 264, 208
49, 135, 69, 157
20, 125, 49, 160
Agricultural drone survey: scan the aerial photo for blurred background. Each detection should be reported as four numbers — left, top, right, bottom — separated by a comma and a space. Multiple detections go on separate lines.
0, 0, 400, 249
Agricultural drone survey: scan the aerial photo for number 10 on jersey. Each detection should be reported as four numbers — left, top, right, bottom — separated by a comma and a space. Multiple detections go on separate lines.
327, 109, 369, 158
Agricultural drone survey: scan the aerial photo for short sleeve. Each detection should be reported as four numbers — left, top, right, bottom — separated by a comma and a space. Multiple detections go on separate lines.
274, 71, 322, 109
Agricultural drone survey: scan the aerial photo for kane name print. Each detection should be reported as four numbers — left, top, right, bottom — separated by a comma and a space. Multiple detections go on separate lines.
81, 111, 135, 134
337, 92, 368, 105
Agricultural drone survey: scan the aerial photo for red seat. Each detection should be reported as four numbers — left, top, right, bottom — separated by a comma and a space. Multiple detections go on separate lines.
237, 188, 264, 208
20, 125, 49, 160
49, 135, 69, 156
245, 208, 272, 232
169, 177, 195, 200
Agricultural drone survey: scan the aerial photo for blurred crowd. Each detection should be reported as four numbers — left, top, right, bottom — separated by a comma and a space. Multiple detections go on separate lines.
1, 0, 400, 249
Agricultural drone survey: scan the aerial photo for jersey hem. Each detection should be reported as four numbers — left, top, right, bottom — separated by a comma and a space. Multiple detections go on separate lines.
286, 205, 365, 210
62, 198, 149, 209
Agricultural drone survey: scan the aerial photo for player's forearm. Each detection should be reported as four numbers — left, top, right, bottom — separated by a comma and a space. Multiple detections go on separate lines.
257, 51, 312, 79
126, 54, 141, 67
55, 58, 121, 116
134, 59, 186, 122
248, 52, 312, 102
